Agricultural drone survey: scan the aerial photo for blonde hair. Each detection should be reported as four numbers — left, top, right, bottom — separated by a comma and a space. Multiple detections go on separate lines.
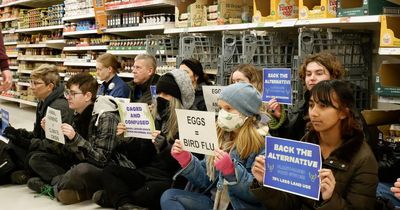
206, 116, 265, 180
31, 64, 60, 86
229, 64, 263, 92
152, 97, 183, 142
135, 54, 157, 73
96, 53, 121, 73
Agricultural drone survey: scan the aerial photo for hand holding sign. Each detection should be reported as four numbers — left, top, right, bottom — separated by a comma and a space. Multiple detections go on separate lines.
171, 139, 192, 168
214, 148, 234, 176
61, 123, 76, 140
40, 118, 46, 130
45, 107, 65, 144
267, 98, 282, 119
116, 122, 126, 136
319, 169, 336, 201
252, 155, 266, 185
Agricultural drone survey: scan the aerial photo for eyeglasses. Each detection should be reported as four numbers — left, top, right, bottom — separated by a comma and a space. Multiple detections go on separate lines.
64, 89, 83, 98
29, 80, 45, 87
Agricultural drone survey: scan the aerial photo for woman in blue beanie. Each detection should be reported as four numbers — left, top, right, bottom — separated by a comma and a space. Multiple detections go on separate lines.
160, 82, 266, 210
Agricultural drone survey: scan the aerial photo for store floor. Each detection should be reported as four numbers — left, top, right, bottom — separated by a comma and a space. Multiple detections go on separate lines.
0, 100, 111, 210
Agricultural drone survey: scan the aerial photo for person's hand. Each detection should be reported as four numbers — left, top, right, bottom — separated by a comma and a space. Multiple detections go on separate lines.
171, 139, 191, 168
116, 122, 126, 136
391, 178, 400, 199
0, 70, 12, 92
151, 130, 161, 143
252, 155, 265, 185
61, 123, 76, 140
319, 169, 336, 201
214, 148, 235, 176
148, 104, 154, 113
40, 118, 46, 130
267, 98, 282, 119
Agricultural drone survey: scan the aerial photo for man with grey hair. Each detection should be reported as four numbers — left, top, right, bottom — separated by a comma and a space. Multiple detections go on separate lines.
128, 54, 160, 104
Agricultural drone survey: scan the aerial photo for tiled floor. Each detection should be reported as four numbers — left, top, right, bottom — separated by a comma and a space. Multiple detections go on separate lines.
0, 100, 111, 210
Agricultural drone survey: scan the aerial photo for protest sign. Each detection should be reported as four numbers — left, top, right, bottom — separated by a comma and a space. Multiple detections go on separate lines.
45, 107, 64, 144
176, 109, 218, 156
264, 136, 321, 200
202, 86, 224, 112
263, 68, 292, 105
120, 103, 155, 139
1, 109, 9, 135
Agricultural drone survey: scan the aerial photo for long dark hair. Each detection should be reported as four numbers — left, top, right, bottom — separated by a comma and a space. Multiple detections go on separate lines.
180, 59, 212, 85
308, 80, 362, 139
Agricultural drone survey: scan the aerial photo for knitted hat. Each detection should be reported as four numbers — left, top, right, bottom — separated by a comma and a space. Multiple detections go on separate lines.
157, 69, 195, 109
219, 82, 261, 117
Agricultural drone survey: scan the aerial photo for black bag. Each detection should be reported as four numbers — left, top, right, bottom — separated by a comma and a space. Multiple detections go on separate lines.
0, 140, 16, 184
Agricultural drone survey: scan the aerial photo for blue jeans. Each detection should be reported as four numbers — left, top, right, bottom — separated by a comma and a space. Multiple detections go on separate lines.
160, 189, 214, 210
377, 182, 400, 207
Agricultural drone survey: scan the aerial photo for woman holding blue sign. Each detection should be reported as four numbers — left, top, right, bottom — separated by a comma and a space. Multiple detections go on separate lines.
160, 82, 266, 210
251, 80, 378, 210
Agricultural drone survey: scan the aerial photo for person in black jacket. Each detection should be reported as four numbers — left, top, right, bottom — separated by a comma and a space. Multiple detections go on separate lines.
179, 58, 212, 111
2, 64, 74, 184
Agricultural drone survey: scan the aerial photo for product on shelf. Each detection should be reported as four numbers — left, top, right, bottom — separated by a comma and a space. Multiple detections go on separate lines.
64, 20, 96, 32
18, 4, 65, 29
64, 0, 94, 18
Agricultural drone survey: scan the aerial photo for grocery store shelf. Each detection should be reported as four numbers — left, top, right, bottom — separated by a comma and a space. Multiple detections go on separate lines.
378, 96, 400, 104
16, 25, 64, 33
7, 54, 18, 58
9, 66, 18, 70
1, 29, 16, 34
17, 82, 30, 87
63, 45, 108, 51
296, 15, 380, 26
18, 56, 65, 62
0, 95, 38, 107
107, 50, 147, 56
0, 0, 64, 8
63, 30, 98, 36
62, 13, 95, 21
45, 39, 66, 44
0, 17, 17, 22
17, 43, 64, 49
64, 61, 97, 67
106, 0, 174, 11
118, 72, 133, 78
105, 23, 173, 34
4, 41, 17, 45
18, 70, 32, 74
379, 48, 400, 55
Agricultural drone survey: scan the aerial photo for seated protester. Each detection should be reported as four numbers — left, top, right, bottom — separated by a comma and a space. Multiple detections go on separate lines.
160, 82, 266, 210
250, 80, 378, 210
179, 58, 213, 111
392, 178, 400, 200
93, 69, 195, 210
27, 73, 132, 205
128, 54, 160, 104
2, 64, 73, 184
97, 53, 130, 98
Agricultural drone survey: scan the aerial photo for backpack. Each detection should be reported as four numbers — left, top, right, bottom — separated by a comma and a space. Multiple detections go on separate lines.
0, 140, 16, 184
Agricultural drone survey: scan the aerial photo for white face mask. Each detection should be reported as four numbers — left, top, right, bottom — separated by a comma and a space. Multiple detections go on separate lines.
217, 109, 247, 132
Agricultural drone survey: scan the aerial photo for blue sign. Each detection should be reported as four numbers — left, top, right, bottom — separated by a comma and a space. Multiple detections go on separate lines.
150, 85, 157, 98
264, 136, 321, 200
1, 109, 9, 135
262, 68, 292, 105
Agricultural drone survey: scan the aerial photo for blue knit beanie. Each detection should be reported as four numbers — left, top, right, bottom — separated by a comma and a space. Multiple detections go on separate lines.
218, 82, 262, 117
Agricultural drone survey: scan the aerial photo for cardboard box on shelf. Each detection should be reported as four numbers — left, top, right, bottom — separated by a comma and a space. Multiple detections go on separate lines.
253, 0, 299, 22
375, 63, 400, 97
299, 0, 336, 19
203, 0, 243, 25
175, 0, 213, 28
337, 0, 400, 17
380, 15, 400, 47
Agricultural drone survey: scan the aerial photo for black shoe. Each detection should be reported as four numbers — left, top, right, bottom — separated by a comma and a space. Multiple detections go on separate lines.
27, 177, 55, 199
10, 170, 30, 184
92, 190, 112, 208
117, 203, 148, 210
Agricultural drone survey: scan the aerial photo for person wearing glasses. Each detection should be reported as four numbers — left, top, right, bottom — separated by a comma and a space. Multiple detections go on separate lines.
2, 64, 74, 185
96, 53, 130, 98
27, 73, 131, 205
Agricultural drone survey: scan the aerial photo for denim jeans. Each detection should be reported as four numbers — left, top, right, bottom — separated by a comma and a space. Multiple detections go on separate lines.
160, 188, 214, 210
377, 182, 400, 207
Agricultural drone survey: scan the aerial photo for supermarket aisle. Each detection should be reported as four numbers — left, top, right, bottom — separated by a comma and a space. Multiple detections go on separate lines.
0, 100, 111, 210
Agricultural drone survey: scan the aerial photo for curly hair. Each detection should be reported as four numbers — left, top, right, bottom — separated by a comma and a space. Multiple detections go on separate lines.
299, 52, 344, 84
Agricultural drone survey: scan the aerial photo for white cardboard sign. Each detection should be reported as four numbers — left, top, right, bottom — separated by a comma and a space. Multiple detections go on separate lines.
45, 107, 64, 144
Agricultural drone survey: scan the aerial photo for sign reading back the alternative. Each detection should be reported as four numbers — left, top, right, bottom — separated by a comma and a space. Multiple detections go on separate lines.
0, 108, 9, 136
264, 136, 321, 200
120, 103, 155, 139
263, 68, 292, 105
176, 109, 218, 156
202, 86, 224, 112
45, 107, 65, 144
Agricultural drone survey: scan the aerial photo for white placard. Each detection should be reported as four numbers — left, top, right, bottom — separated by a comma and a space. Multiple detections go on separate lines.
45, 107, 64, 144
202, 86, 225, 112
120, 103, 155, 139
176, 109, 219, 156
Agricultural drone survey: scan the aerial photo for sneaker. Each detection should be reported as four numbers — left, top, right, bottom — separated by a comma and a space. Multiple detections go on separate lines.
57, 189, 90, 205
10, 170, 30, 184
117, 203, 148, 210
27, 177, 55, 199
92, 190, 112, 208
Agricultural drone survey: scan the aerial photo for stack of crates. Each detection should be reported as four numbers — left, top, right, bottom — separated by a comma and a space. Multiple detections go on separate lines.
298, 28, 372, 110
177, 33, 221, 79
146, 35, 179, 75
217, 30, 297, 101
